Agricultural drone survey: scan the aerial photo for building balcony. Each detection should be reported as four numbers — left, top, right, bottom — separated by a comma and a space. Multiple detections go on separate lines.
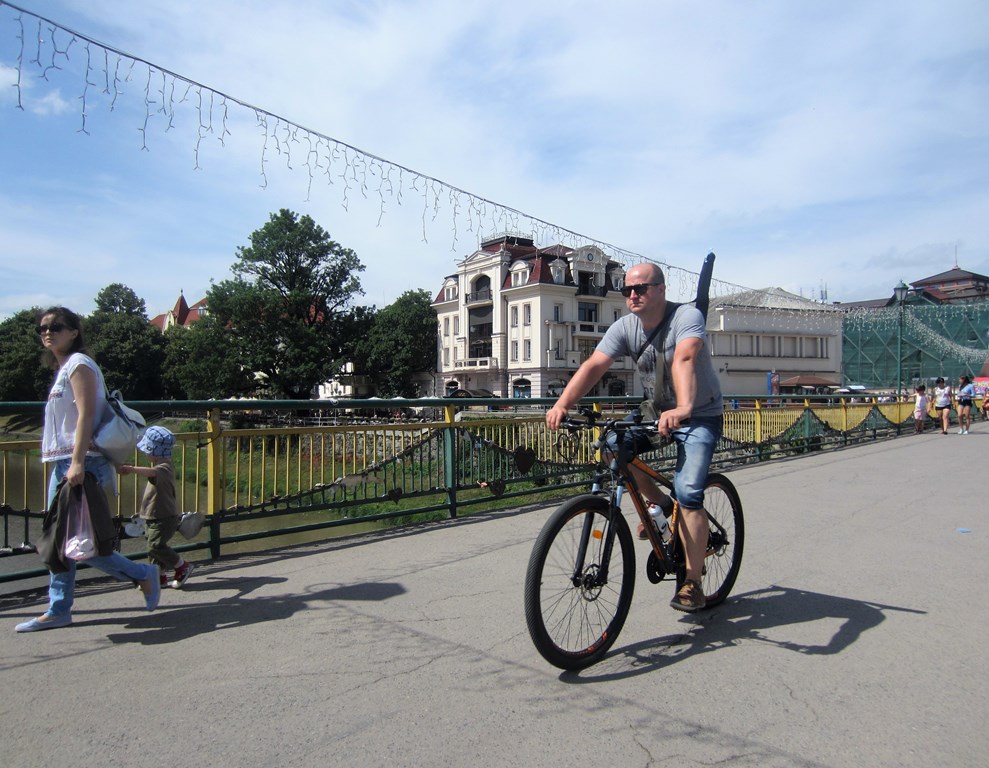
465, 290, 493, 305
454, 357, 500, 370
575, 285, 609, 298
573, 322, 611, 335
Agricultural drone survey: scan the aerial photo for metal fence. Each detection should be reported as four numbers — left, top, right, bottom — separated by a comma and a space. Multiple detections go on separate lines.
0, 394, 936, 584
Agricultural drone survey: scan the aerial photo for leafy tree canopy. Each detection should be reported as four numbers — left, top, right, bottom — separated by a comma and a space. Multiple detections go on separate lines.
0, 308, 51, 402
162, 320, 254, 400
357, 289, 438, 397
94, 283, 148, 318
87, 285, 166, 399
205, 209, 367, 399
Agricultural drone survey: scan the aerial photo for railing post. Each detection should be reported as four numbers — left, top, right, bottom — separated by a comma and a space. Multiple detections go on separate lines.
206, 406, 223, 559
443, 404, 458, 518
754, 399, 763, 459
841, 398, 848, 446
804, 399, 812, 444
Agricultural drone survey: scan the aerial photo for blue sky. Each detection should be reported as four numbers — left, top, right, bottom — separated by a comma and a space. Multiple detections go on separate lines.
1, 0, 987, 320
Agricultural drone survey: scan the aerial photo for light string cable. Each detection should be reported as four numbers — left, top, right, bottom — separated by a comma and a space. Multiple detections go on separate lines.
0, 1, 773, 302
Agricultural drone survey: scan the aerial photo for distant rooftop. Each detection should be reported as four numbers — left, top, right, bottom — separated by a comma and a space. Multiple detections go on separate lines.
712, 287, 839, 311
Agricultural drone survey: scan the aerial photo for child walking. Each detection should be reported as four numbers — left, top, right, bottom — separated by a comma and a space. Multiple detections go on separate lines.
913, 384, 929, 434
118, 427, 195, 589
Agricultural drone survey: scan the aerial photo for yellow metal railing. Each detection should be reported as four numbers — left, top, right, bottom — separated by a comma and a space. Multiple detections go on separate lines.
1, 394, 957, 583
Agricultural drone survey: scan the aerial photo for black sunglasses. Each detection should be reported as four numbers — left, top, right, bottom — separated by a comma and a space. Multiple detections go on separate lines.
36, 322, 67, 334
620, 282, 662, 298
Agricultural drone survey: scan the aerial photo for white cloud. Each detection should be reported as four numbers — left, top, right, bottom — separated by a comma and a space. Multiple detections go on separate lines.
0, 0, 987, 318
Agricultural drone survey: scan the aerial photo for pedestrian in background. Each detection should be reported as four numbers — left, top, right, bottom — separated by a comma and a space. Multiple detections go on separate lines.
956, 375, 975, 434
933, 377, 952, 435
913, 384, 929, 434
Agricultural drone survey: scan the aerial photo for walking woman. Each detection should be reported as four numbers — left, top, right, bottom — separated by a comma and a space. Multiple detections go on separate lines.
956, 375, 975, 434
15, 307, 160, 633
933, 377, 953, 435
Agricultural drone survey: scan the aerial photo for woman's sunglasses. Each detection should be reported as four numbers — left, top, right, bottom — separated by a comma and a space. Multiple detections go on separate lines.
36, 322, 67, 334
620, 282, 661, 298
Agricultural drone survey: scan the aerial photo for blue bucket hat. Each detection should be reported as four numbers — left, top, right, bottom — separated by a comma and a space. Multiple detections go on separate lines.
137, 426, 175, 458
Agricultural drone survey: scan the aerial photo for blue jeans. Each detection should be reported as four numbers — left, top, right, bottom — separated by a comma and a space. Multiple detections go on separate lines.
608, 413, 723, 510
669, 416, 722, 509
45, 456, 153, 619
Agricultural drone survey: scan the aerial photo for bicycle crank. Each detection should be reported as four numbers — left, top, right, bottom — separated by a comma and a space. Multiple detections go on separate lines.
645, 550, 668, 584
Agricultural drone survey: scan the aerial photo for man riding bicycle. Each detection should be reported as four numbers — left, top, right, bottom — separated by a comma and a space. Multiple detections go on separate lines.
545, 262, 723, 612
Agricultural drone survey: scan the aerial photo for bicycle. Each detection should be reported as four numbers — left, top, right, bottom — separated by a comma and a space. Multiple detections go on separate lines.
523, 407, 744, 670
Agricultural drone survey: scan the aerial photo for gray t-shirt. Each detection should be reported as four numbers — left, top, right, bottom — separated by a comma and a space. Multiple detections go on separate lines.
596, 304, 723, 418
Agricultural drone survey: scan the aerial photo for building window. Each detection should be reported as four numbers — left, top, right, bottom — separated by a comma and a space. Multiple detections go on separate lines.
513, 378, 532, 398
553, 304, 562, 322
577, 338, 596, 362
512, 268, 530, 287
737, 334, 754, 357
523, 303, 531, 326
443, 318, 450, 337
453, 316, 460, 335
443, 347, 450, 366
444, 283, 458, 301
782, 336, 798, 357
554, 339, 564, 360
578, 302, 598, 323
511, 341, 519, 361
524, 340, 531, 360
758, 335, 776, 357
510, 306, 518, 327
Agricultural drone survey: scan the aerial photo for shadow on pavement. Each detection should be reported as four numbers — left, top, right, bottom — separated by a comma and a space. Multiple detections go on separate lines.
88, 577, 408, 645
561, 584, 926, 683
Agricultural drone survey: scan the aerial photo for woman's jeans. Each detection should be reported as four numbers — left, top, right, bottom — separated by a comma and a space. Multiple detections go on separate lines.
45, 457, 153, 618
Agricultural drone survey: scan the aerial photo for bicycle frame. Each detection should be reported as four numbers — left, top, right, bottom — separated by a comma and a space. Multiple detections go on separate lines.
565, 416, 682, 585
566, 412, 734, 584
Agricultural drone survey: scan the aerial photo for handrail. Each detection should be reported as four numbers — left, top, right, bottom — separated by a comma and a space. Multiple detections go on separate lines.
0, 394, 935, 585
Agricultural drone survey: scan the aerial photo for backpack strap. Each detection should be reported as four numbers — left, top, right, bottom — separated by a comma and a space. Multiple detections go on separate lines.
633, 302, 680, 363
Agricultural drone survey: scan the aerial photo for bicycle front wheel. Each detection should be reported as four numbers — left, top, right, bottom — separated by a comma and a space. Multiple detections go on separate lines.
524, 495, 636, 670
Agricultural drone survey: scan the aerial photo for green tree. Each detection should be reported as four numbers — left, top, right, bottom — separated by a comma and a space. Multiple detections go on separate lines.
0, 308, 51, 401
357, 290, 438, 397
94, 282, 148, 316
205, 209, 366, 399
86, 284, 167, 399
162, 318, 255, 400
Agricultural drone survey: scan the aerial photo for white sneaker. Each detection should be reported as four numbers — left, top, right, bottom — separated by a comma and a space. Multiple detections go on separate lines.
957, 428, 964, 434
962, 429, 969, 435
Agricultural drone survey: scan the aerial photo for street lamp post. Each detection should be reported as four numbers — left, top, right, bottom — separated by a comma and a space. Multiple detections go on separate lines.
894, 281, 909, 400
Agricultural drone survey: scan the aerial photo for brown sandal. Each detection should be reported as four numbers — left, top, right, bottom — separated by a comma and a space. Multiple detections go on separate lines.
670, 579, 706, 612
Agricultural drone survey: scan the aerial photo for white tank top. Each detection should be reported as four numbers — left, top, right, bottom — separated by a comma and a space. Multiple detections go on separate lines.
41, 353, 110, 463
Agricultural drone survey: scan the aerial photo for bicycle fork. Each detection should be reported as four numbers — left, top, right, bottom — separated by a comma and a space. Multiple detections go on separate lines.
571, 487, 624, 590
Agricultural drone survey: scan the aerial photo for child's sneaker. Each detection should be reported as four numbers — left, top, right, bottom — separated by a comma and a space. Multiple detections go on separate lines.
159, 571, 171, 589
171, 562, 195, 589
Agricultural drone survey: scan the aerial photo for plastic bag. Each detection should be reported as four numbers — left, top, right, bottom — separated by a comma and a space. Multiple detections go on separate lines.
64, 486, 96, 561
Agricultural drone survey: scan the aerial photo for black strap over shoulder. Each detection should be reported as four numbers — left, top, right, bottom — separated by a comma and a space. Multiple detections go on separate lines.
633, 302, 680, 363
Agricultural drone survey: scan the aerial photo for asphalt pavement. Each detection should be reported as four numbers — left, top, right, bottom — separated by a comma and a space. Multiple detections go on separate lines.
1, 428, 986, 768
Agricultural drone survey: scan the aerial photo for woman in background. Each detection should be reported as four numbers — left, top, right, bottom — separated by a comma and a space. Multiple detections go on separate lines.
932, 377, 952, 435
956, 375, 975, 435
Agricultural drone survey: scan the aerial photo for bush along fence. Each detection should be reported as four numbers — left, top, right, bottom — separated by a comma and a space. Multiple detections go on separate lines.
0, 395, 922, 584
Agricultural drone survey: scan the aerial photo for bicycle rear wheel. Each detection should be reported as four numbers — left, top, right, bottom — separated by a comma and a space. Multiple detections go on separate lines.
675, 473, 744, 607
524, 495, 635, 670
